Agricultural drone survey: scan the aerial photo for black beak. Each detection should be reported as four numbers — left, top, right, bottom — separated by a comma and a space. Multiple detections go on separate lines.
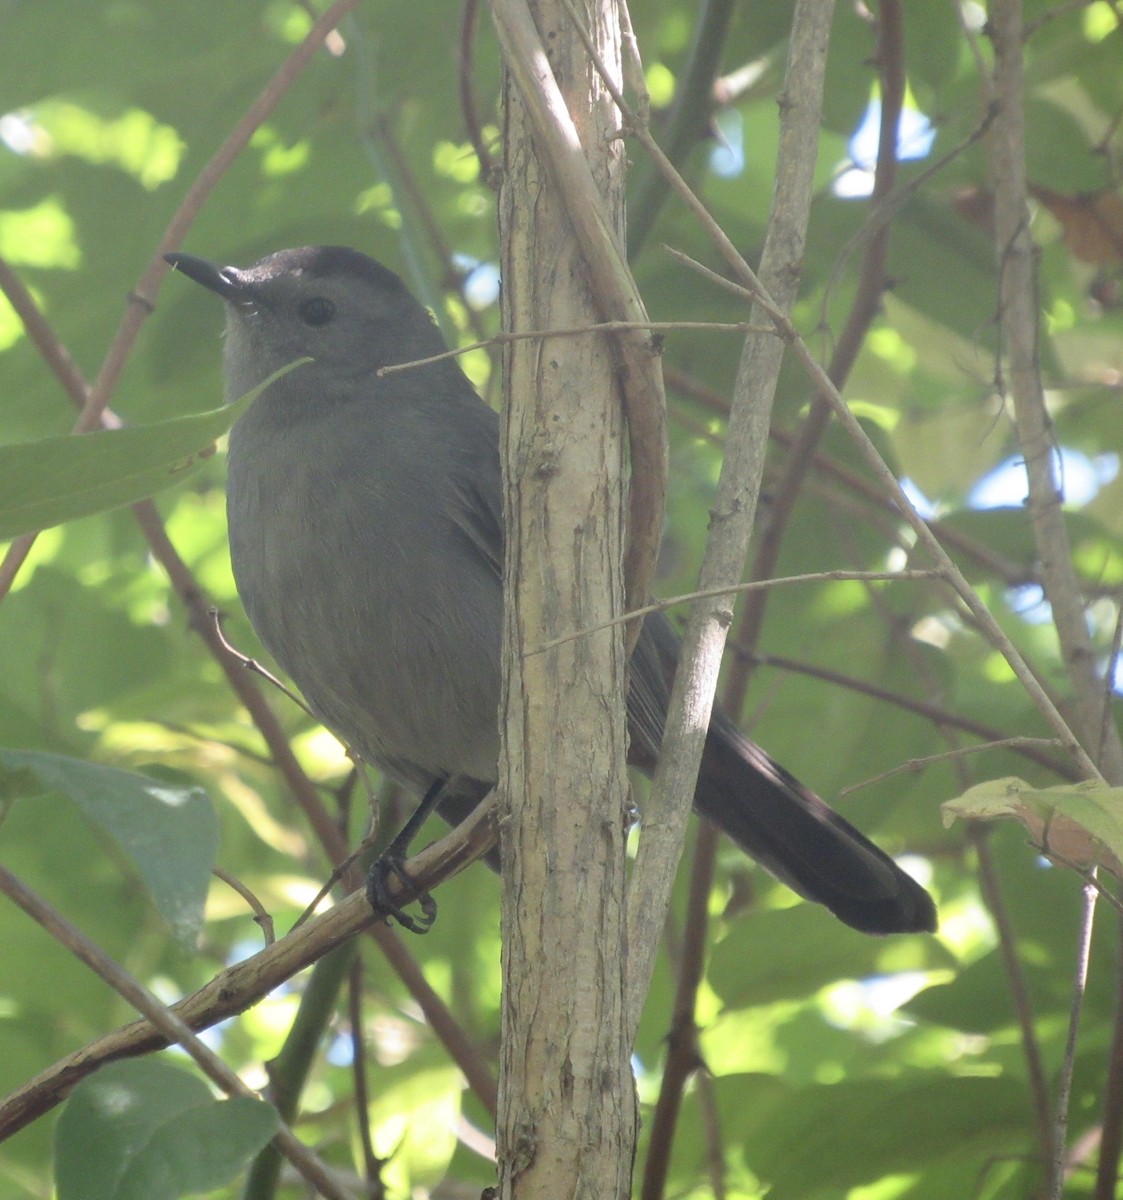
164, 252, 247, 301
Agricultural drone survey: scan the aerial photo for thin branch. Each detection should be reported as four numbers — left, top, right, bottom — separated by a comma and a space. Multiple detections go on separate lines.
210, 608, 318, 720
0, 257, 90, 409
375, 318, 769, 376
807, 344, 1099, 776
841, 737, 1066, 794
1034, 851, 1123, 921
988, 0, 1123, 782
0, 865, 356, 1200
373, 915, 499, 1117
626, 0, 738, 257
242, 942, 357, 1200
290, 835, 376, 933
1050, 879, 1099, 1200
987, 9, 1122, 1180
663, 363, 1040, 588
361, 106, 496, 354
639, 823, 719, 1200
559, 27, 760, 302
661, 249, 757, 302
667, 246, 1100, 780
617, 0, 647, 117
212, 867, 276, 946
1023, 0, 1101, 40
1101, 597, 1123, 765
0, 793, 499, 1141
694, 1068, 728, 1200
736, 646, 1079, 780
140, 510, 360, 867
971, 828, 1056, 1173
1093, 914, 1123, 1200
725, 0, 906, 704
622, 0, 836, 1040
347, 957, 385, 1190
459, 0, 499, 185
818, 97, 1000, 337
531, 568, 940, 653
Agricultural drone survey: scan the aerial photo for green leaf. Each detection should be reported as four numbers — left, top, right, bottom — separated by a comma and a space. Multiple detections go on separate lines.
116, 1097, 280, 1200
709, 904, 949, 1009
0, 361, 306, 539
0, 750, 217, 950
906, 947, 1060, 1034
942, 776, 1123, 874
55, 1060, 278, 1200
744, 1076, 1028, 1198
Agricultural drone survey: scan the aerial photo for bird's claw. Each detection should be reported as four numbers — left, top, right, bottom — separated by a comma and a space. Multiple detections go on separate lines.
365, 853, 437, 934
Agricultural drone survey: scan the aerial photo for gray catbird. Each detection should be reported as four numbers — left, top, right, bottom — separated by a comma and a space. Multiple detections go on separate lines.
165, 245, 936, 936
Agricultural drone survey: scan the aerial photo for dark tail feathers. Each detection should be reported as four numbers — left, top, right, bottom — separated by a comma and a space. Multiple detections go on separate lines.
693, 712, 937, 935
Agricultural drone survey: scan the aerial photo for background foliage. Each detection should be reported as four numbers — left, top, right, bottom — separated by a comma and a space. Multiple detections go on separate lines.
1, 1, 1122, 1197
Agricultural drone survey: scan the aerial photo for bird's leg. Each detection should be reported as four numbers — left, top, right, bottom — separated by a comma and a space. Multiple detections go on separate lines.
365, 777, 449, 933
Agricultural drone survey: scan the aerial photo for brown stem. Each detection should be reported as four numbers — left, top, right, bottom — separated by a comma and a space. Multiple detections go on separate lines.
634, 0, 834, 1187
972, 826, 1055, 1170
624, 0, 835, 1036
737, 646, 1078, 780
665, 364, 1041, 589
1093, 911, 1123, 1200
347, 957, 387, 1191
0, 252, 498, 1130
0, 258, 91, 410
1049, 880, 1099, 1200
459, 0, 499, 185
0, 794, 500, 1142
637, 15, 903, 1172
639, 824, 719, 1200
726, 0, 905, 698
987, 0, 1123, 782
0, 865, 356, 1200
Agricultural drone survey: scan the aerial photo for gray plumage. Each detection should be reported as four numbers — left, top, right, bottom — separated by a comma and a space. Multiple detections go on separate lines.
166, 246, 936, 935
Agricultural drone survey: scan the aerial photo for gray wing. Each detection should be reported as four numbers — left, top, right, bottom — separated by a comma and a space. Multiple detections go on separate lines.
446, 397, 504, 578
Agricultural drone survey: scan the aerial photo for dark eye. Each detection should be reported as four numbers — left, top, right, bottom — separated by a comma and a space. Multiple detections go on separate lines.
298, 296, 336, 326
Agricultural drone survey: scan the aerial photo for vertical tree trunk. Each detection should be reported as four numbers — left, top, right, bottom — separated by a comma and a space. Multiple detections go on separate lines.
493, 1, 635, 1198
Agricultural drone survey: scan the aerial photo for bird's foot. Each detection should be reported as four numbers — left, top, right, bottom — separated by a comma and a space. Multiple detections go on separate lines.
365, 853, 437, 934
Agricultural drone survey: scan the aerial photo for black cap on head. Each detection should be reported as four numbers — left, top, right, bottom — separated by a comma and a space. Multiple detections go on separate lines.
248, 246, 410, 296
165, 247, 411, 303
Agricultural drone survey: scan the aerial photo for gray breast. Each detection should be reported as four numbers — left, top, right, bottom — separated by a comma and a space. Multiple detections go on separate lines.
225, 393, 503, 792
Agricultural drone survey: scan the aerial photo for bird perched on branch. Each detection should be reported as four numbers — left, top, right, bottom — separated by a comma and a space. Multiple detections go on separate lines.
166, 245, 936, 937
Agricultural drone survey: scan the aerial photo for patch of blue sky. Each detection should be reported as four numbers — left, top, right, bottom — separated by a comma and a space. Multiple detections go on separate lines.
834, 98, 936, 199
965, 450, 1119, 627
709, 108, 745, 178
899, 476, 940, 519
968, 448, 1119, 510
452, 252, 500, 308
